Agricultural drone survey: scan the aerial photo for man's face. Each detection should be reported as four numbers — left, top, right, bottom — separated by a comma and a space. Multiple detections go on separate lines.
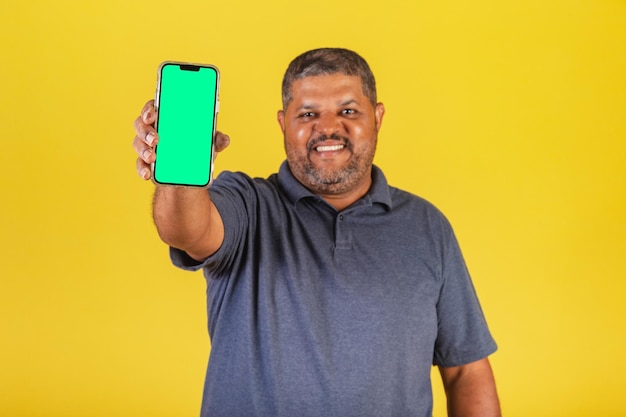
278, 73, 385, 200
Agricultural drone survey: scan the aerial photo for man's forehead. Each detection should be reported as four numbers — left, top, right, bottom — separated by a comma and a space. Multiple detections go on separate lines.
292, 73, 362, 88
290, 75, 365, 100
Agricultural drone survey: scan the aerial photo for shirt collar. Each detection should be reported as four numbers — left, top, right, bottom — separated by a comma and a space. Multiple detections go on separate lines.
277, 161, 393, 211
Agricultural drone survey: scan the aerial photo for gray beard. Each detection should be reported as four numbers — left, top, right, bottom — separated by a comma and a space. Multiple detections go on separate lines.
286, 143, 376, 196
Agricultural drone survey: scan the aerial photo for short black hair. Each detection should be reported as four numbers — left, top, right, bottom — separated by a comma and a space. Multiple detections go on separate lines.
281, 48, 377, 109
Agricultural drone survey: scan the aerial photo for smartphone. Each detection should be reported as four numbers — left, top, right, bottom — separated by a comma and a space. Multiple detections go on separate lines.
153, 61, 220, 187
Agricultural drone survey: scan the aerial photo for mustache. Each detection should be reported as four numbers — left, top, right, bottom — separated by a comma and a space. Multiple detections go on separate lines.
307, 133, 351, 152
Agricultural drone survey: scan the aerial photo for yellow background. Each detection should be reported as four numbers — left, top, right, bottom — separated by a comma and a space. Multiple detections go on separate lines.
2, 0, 625, 416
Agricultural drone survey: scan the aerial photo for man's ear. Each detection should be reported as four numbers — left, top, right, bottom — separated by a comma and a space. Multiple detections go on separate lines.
374, 103, 385, 131
277, 110, 286, 133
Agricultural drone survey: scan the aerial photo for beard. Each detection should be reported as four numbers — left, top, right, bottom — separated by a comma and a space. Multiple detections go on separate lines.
285, 133, 377, 196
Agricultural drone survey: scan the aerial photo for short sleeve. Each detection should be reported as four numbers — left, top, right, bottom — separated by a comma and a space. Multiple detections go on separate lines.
433, 225, 497, 367
168, 171, 256, 278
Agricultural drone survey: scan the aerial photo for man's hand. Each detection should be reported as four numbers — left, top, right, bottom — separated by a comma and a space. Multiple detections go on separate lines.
132, 100, 230, 181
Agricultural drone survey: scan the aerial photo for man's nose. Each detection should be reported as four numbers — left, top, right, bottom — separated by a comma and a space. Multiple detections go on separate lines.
315, 112, 341, 135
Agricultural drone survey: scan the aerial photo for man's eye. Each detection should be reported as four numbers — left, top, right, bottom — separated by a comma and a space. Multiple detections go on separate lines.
300, 112, 315, 118
342, 108, 357, 115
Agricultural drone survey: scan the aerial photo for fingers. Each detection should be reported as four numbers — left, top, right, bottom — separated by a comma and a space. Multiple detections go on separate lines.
133, 100, 158, 180
134, 101, 158, 148
141, 100, 157, 125
133, 131, 155, 179
136, 156, 152, 180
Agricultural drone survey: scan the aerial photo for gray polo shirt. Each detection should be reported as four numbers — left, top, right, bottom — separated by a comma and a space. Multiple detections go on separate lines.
171, 161, 497, 417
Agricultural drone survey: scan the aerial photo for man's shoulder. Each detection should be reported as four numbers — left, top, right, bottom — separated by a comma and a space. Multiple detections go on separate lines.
211, 170, 280, 192
213, 162, 319, 208
209, 169, 300, 217
388, 184, 444, 214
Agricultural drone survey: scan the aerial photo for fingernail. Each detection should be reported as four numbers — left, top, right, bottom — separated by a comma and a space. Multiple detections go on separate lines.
146, 132, 155, 145
142, 148, 152, 160
141, 168, 150, 180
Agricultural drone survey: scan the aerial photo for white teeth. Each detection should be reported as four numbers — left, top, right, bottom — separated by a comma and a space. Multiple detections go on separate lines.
316, 145, 344, 152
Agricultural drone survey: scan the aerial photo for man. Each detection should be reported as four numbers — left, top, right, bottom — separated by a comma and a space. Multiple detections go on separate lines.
133, 48, 501, 417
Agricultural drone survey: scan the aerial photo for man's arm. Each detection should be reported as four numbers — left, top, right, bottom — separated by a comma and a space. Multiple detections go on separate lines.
133, 100, 229, 261
438, 357, 501, 417
151, 186, 224, 261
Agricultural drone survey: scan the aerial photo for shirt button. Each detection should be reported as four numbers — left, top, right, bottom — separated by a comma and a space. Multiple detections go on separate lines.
339, 215, 344, 221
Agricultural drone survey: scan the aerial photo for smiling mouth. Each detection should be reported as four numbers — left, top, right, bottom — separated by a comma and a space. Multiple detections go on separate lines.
315, 144, 345, 152
308, 133, 351, 155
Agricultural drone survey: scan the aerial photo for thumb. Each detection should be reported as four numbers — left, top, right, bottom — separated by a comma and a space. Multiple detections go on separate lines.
214, 131, 230, 153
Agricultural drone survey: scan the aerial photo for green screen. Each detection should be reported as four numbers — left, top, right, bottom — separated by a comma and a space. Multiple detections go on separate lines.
154, 63, 218, 186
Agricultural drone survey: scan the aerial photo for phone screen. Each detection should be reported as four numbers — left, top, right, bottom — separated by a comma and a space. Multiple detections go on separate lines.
153, 62, 219, 187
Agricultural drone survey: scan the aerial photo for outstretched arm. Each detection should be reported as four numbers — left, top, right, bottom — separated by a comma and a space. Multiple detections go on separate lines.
132, 100, 230, 260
